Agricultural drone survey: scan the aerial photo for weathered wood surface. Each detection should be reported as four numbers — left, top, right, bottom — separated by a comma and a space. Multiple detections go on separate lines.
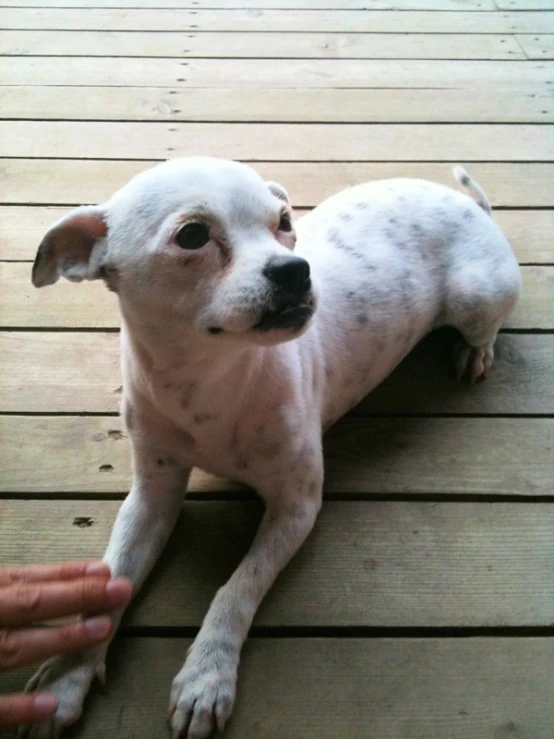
3, 57, 553, 88
0, 0, 500, 9
0, 331, 551, 414
0, 30, 526, 59
3, 160, 553, 207
3, 121, 552, 161
2, 415, 552, 496
2, 638, 552, 739
1, 500, 552, 627
3, 208, 552, 263
3, 9, 552, 34
2, 264, 551, 330
2, 87, 550, 122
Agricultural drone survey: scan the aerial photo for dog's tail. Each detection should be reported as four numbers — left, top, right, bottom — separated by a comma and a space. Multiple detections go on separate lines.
453, 165, 492, 217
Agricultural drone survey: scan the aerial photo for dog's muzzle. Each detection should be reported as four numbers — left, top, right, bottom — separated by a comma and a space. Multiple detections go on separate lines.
254, 256, 315, 332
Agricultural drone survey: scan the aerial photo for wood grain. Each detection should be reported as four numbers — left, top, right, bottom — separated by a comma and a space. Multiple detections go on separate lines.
355, 331, 554, 416
0, 30, 525, 59
3, 57, 552, 88
3, 160, 553, 207
1, 264, 550, 329
3, 9, 551, 33
517, 34, 554, 60
0, 499, 552, 627
0, 416, 554, 497
3, 121, 552, 161
0, 0, 499, 8
0, 331, 551, 414
2, 86, 550, 122
2, 637, 552, 739
1, 415, 552, 496
3, 207, 552, 263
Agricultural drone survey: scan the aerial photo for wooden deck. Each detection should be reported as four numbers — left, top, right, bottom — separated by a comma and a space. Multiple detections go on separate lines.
1, 1, 553, 737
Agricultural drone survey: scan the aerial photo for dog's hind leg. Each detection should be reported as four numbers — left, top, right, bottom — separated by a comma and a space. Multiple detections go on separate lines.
447, 263, 521, 383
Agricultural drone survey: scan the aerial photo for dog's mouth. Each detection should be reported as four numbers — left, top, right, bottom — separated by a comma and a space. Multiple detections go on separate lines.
252, 300, 315, 332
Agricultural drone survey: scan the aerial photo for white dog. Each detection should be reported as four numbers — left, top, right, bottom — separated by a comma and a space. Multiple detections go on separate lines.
24, 158, 520, 738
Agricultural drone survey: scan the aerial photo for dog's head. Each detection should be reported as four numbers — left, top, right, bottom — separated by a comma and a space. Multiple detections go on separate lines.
32, 157, 317, 346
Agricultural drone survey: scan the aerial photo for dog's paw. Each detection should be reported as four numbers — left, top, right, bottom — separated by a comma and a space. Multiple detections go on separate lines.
18, 650, 105, 738
169, 645, 237, 739
452, 339, 494, 384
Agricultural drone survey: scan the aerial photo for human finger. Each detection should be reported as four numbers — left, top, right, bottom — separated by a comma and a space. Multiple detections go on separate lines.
0, 615, 113, 671
0, 693, 58, 727
0, 578, 132, 627
0, 561, 110, 588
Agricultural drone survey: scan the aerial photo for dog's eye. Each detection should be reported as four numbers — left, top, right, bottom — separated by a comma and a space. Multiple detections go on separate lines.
175, 223, 210, 250
278, 213, 292, 233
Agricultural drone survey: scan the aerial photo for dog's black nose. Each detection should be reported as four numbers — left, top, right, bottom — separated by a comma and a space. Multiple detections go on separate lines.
263, 256, 311, 292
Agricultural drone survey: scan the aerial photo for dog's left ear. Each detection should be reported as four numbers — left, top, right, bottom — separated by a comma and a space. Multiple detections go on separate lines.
32, 205, 109, 288
267, 181, 291, 206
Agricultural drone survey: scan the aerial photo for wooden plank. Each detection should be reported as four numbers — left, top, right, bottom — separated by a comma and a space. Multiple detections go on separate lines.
0, 30, 524, 59
1, 264, 550, 330
0, 499, 553, 627
2, 637, 553, 739
494, 209, 554, 263
3, 161, 553, 207
2, 86, 551, 123
355, 330, 554, 416
497, 0, 554, 8
517, 34, 554, 60
0, 0, 499, 8
1, 208, 551, 264
0, 331, 551, 414
3, 121, 552, 162
2, 9, 551, 33
1, 415, 552, 496
3, 57, 552, 88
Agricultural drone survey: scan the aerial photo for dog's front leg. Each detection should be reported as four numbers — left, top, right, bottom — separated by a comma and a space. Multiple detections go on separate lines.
21, 419, 191, 739
169, 449, 323, 739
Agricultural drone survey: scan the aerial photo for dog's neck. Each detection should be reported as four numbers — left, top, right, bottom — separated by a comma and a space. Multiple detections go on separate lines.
120, 308, 267, 391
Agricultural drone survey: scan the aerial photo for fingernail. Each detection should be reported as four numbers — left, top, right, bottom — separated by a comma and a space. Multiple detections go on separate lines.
83, 615, 112, 638
33, 694, 58, 717
105, 578, 133, 605
85, 561, 110, 577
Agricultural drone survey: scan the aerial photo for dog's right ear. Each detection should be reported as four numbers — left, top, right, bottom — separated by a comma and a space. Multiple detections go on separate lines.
32, 205, 109, 288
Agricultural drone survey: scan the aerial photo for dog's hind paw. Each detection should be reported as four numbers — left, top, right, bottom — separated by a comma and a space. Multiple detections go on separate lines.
452, 338, 494, 384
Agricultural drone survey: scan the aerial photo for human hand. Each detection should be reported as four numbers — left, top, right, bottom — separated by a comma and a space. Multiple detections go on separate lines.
0, 561, 132, 727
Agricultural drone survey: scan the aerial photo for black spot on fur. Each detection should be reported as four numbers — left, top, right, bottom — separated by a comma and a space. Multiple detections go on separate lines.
157, 457, 177, 467
463, 209, 475, 221
357, 314, 368, 326
193, 412, 218, 424
339, 211, 354, 222
180, 383, 196, 408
